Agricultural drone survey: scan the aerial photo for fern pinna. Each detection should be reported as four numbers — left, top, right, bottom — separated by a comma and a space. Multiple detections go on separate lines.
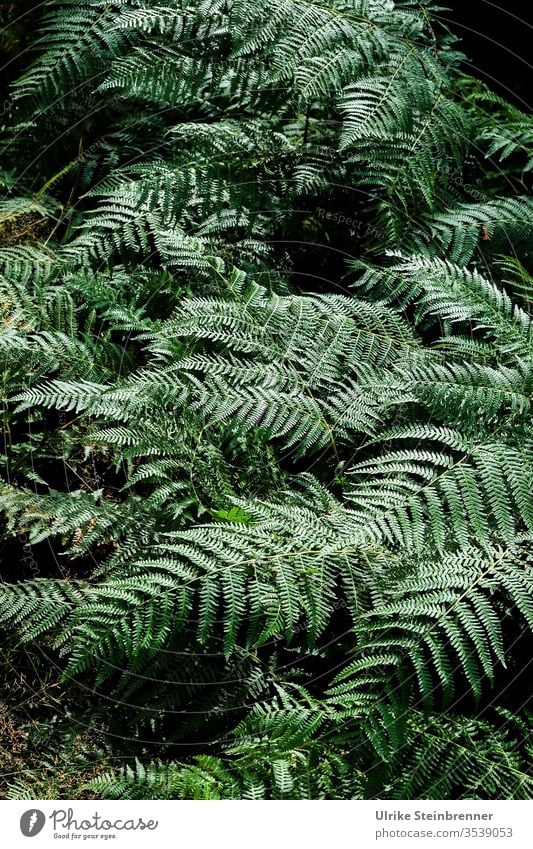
0, 0, 531, 800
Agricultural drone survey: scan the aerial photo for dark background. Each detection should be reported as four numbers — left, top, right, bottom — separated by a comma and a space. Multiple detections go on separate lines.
442, 0, 532, 109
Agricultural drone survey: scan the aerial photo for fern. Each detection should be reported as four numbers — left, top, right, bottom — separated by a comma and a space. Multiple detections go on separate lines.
0, 0, 532, 802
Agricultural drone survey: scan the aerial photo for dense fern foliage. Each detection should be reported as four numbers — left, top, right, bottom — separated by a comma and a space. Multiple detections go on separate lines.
0, 0, 531, 800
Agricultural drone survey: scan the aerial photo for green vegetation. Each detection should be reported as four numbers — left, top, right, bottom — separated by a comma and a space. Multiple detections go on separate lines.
0, 0, 531, 800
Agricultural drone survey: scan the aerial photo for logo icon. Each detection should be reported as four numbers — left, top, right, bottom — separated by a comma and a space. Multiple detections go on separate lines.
20, 810, 46, 837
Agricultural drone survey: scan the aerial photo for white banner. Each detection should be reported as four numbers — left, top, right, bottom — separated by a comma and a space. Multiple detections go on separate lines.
1, 800, 531, 849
